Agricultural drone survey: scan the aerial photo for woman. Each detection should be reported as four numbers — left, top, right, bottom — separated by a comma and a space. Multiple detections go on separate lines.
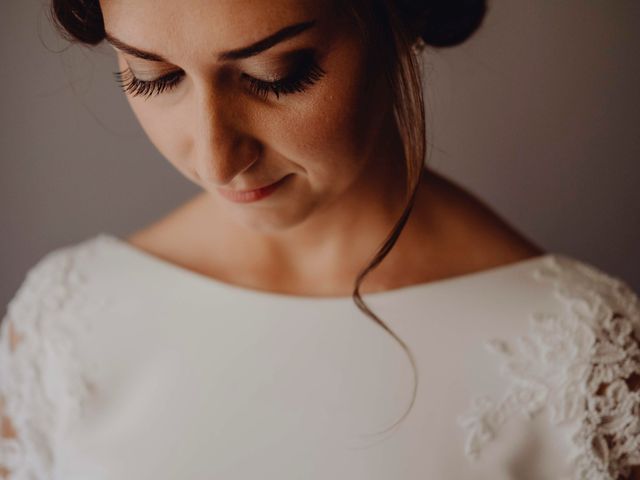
1, 0, 639, 478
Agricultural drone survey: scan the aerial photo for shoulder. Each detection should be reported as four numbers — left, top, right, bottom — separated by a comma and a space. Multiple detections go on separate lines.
1, 233, 112, 390
123, 192, 215, 268
541, 255, 640, 479
475, 254, 640, 478
413, 168, 547, 270
0, 235, 108, 477
3, 235, 111, 333
529, 254, 640, 370
1, 233, 110, 380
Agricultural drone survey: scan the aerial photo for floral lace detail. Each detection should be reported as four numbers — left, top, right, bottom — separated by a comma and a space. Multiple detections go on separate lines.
0, 238, 109, 479
456, 254, 640, 480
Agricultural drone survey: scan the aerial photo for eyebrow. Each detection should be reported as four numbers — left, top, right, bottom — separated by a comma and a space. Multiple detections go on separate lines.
105, 19, 317, 63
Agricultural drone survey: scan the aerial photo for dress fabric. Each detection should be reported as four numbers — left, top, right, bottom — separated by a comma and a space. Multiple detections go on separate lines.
0, 233, 639, 480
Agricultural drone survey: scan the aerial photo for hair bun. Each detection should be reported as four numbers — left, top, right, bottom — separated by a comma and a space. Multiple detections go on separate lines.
397, 0, 488, 48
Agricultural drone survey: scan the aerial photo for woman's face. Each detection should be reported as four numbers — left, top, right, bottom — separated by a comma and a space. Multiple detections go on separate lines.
100, 0, 395, 233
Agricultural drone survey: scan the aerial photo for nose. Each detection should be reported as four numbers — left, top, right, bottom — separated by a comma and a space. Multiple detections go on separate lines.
192, 84, 259, 186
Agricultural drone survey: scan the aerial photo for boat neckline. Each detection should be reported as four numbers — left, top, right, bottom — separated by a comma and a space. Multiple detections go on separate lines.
95, 232, 558, 303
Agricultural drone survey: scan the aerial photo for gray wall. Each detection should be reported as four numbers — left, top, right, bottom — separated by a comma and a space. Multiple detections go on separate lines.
2, 0, 639, 311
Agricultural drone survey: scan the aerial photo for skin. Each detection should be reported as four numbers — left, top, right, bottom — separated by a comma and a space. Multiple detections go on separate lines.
99, 0, 543, 296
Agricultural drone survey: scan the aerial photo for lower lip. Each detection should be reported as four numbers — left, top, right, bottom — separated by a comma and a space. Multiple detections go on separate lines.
217, 175, 290, 203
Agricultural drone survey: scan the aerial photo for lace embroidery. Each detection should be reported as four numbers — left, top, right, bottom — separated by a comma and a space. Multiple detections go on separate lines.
0, 238, 109, 479
456, 254, 640, 480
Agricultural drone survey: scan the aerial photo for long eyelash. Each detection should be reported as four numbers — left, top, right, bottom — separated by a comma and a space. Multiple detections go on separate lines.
112, 58, 326, 101
244, 61, 326, 101
112, 68, 184, 99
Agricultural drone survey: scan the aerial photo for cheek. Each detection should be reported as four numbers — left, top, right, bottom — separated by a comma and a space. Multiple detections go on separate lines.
126, 96, 196, 182
266, 35, 387, 194
116, 57, 197, 181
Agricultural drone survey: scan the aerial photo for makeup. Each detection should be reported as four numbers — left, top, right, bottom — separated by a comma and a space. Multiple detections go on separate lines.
217, 174, 291, 203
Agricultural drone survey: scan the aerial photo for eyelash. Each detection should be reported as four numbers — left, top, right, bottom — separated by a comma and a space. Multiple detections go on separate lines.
112, 57, 326, 101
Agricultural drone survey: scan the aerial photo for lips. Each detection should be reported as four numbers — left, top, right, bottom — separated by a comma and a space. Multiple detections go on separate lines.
217, 175, 290, 203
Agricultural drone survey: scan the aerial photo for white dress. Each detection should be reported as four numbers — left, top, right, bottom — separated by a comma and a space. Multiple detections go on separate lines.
0, 233, 639, 480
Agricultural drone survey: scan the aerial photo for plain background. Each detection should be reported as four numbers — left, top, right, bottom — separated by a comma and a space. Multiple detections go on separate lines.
1, 0, 639, 311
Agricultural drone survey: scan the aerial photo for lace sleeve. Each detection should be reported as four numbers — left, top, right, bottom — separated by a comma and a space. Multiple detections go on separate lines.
0, 244, 102, 479
457, 255, 640, 480
535, 257, 640, 480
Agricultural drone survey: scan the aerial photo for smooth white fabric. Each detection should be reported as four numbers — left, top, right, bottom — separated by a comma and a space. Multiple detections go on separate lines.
1, 233, 639, 480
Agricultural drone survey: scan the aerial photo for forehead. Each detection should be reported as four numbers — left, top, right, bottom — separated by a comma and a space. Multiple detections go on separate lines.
100, 0, 329, 62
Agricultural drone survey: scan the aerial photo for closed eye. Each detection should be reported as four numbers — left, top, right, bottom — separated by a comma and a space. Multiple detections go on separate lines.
113, 49, 326, 101
113, 68, 185, 99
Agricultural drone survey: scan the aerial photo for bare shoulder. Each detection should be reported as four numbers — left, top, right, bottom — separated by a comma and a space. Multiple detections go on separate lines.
414, 168, 546, 272
124, 193, 210, 265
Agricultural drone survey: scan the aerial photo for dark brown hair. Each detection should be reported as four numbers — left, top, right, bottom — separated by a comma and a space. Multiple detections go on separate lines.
341, 0, 487, 436
49, 0, 487, 436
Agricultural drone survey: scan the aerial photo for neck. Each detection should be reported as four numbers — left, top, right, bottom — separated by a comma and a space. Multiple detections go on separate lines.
195, 114, 419, 293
